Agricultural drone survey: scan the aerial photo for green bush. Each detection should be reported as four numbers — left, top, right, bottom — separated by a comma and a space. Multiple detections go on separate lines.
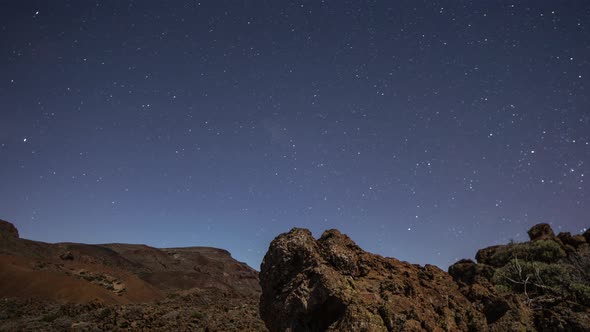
570, 283, 590, 306
486, 240, 566, 267
191, 311, 205, 320
494, 284, 512, 294
527, 240, 567, 262
491, 259, 571, 293
97, 307, 112, 320
41, 312, 59, 322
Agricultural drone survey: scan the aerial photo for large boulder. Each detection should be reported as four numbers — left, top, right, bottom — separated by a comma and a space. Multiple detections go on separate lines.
527, 223, 554, 241
557, 232, 586, 248
0, 219, 19, 239
259, 228, 487, 332
448, 259, 477, 284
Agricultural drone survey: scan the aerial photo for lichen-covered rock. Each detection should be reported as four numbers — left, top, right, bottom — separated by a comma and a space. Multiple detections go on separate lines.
260, 228, 487, 332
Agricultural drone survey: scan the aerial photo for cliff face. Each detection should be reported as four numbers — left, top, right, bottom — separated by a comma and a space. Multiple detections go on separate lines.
259, 224, 590, 332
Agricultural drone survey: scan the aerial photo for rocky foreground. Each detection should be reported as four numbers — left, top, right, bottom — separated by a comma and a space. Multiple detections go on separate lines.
1, 218, 589, 331
260, 224, 590, 331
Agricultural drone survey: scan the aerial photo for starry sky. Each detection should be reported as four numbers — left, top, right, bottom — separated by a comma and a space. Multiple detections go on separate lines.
1, 1, 589, 270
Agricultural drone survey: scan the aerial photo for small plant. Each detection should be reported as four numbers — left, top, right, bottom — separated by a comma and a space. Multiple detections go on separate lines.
570, 283, 590, 306
41, 312, 59, 322
97, 307, 112, 320
191, 311, 205, 320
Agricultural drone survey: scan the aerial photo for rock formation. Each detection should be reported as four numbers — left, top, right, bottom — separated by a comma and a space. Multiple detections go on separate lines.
259, 228, 487, 331
2, 216, 589, 331
527, 223, 555, 241
450, 223, 590, 331
260, 225, 590, 332
0, 219, 19, 238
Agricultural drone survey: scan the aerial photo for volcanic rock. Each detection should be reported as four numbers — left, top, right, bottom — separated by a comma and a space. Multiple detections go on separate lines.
259, 228, 487, 332
0, 219, 19, 238
527, 223, 555, 241
450, 223, 590, 331
557, 232, 587, 249
59, 251, 74, 260
261, 224, 590, 331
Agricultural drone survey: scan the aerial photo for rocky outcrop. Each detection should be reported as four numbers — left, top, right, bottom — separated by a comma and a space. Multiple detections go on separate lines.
0, 219, 19, 238
450, 224, 590, 331
527, 223, 555, 241
59, 251, 74, 260
260, 228, 487, 332
260, 224, 590, 332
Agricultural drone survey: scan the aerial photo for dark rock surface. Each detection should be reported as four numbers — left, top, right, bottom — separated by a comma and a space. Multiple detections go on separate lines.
527, 223, 555, 241
0, 219, 19, 238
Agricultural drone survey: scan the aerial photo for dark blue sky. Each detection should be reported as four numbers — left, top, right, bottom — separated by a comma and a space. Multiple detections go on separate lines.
1, 1, 588, 270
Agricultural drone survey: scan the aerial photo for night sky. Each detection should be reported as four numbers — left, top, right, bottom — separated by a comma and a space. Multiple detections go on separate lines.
1, 1, 589, 270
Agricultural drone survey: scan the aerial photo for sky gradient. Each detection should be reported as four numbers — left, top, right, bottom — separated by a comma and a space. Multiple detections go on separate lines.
1, 1, 589, 270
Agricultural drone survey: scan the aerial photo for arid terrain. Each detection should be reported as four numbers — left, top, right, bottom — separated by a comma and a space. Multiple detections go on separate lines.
1, 218, 589, 331
0, 219, 264, 331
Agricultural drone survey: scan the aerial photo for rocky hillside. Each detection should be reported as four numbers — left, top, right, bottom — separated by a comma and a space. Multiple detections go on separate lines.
2, 217, 589, 331
0, 219, 265, 331
259, 224, 590, 331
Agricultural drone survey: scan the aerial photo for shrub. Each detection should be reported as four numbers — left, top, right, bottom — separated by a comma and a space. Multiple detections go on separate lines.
191, 311, 205, 320
570, 283, 590, 306
486, 240, 566, 267
492, 259, 571, 294
41, 312, 59, 322
527, 240, 567, 262
97, 307, 112, 320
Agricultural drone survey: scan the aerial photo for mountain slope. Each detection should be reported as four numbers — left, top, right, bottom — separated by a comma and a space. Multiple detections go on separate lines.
0, 219, 266, 331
